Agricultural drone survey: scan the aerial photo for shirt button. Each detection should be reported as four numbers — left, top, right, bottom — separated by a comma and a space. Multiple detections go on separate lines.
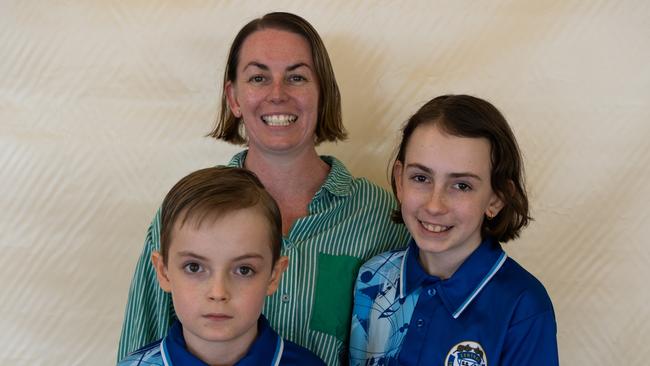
281, 293, 290, 303
427, 288, 436, 296
416, 318, 424, 327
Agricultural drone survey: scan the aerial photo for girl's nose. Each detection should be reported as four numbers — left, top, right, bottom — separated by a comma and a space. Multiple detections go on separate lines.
425, 189, 448, 214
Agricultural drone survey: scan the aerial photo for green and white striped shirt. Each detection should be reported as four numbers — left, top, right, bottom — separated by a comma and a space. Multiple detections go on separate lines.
118, 150, 410, 365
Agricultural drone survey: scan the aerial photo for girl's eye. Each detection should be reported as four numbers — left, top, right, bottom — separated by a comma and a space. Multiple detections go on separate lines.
411, 174, 428, 183
453, 182, 472, 192
184, 262, 203, 273
236, 266, 255, 277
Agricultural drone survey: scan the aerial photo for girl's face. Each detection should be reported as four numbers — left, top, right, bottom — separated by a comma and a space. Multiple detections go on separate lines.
225, 28, 320, 156
394, 123, 504, 278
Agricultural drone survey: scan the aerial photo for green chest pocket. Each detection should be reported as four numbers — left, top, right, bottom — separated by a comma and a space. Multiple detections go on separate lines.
309, 253, 363, 342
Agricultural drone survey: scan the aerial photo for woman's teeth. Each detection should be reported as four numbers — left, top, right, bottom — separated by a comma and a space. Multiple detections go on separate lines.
262, 114, 297, 126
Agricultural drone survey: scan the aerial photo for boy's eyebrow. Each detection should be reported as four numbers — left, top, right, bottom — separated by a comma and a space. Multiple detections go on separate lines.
176, 251, 265, 261
176, 251, 209, 261
406, 163, 482, 180
242, 61, 311, 72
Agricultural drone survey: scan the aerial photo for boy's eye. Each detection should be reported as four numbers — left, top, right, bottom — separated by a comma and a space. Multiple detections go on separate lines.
184, 262, 203, 273
236, 266, 255, 277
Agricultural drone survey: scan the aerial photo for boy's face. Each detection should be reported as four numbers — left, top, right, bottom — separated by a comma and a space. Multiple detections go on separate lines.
152, 207, 288, 356
394, 124, 504, 278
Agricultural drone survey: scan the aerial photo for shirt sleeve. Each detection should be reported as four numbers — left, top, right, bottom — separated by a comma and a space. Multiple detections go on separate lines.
500, 307, 559, 365
117, 209, 173, 362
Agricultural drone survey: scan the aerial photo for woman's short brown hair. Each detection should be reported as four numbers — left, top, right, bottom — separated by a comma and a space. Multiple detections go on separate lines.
159, 167, 282, 264
390, 95, 531, 243
208, 12, 346, 145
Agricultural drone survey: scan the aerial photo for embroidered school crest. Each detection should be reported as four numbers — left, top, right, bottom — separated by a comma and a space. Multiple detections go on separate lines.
445, 341, 487, 366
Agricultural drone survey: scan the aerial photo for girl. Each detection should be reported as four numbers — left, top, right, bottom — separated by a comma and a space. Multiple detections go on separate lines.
349, 95, 558, 366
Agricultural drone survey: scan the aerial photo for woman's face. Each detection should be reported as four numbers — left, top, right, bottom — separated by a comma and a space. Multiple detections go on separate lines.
226, 28, 320, 156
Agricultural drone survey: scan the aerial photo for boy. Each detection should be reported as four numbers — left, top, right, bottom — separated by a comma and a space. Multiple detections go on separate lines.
119, 167, 325, 365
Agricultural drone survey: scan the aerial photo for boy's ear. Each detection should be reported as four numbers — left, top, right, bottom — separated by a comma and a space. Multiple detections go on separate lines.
225, 81, 242, 118
151, 251, 172, 293
393, 161, 404, 203
266, 256, 289, 296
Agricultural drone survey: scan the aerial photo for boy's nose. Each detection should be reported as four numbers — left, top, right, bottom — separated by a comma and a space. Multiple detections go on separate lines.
207, 276, 230, 302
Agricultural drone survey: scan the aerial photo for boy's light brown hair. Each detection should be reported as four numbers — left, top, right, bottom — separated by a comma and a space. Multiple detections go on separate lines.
159, 167, 282, 264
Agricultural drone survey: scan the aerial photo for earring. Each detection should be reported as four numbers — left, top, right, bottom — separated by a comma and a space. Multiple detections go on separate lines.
486, 212, 494, 220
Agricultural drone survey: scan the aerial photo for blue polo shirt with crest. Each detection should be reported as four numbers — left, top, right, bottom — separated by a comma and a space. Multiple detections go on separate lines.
349, 237, 558, 366
118, 315, 325, 366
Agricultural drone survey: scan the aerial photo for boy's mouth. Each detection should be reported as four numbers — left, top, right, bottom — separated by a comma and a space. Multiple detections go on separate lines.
203, 313, 233, 321
261, 114, 297, 126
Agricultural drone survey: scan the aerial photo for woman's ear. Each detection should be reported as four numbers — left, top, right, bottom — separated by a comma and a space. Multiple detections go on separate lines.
393, 161, 404, 203
266, 256, 289, 296
225, 81, 241, 118
151, 251, 172, 293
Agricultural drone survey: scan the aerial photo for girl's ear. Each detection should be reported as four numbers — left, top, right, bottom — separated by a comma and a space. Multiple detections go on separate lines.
393, 161, 404, 203
225, 81, 241, 118
486, 194, 505, 219
151, 251, 172, 293
266, 256, 289, 296
486, 180, 511, 218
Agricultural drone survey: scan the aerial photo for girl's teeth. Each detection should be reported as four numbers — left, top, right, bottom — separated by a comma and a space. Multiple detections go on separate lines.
422, 222, 450, 233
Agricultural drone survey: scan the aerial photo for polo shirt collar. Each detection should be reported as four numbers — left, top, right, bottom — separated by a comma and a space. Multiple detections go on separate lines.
228, 150, 353, 198
401, 237, 508, 319
163, 316, 283, 366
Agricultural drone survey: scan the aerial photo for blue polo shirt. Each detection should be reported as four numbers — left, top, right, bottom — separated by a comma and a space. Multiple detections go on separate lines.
118, 315, 325, 366
349, 237, 558, 366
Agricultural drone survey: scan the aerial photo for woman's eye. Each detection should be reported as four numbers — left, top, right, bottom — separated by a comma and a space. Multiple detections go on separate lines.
288, 74, 306, 83
184, 262, 203, 273
236, 266, 255, 277
249, 75, 266, 83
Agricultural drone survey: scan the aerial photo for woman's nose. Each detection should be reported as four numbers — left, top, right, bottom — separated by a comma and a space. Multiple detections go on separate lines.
267, 80, 289, 103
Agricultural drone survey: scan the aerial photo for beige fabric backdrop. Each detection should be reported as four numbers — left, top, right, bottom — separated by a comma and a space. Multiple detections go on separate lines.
2, 1, 648, 364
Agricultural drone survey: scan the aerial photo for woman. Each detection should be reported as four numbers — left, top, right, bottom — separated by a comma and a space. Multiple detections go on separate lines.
118, 12, 409, 365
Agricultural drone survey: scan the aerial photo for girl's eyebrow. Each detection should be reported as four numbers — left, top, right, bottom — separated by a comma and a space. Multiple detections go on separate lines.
406, 163, 482, 181
449, 172, 482, 181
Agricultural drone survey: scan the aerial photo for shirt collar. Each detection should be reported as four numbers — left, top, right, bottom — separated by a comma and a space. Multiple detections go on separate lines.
162, 316, 283, 366
236, 315, 284, 366
401, 237, 507, 319
228, 150, 353, 198
163, 320, 208, 366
